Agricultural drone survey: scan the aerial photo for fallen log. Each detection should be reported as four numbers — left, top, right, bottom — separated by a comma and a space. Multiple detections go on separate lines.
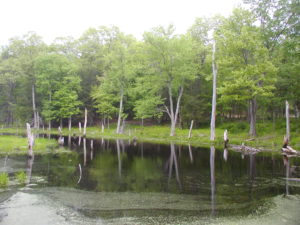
282, 136, 300, 156
223, 130, 269, 155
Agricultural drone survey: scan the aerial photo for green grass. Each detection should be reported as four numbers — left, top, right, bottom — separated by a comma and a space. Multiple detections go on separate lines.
15, 171, 27, 184
0, 173, 9, 187
1, 119, 299, 150
0, 135, 59, 155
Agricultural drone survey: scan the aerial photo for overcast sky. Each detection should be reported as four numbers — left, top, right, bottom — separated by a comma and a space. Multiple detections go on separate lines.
1, 0, 242, 45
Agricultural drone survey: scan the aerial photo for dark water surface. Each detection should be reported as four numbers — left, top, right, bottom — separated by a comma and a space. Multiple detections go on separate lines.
0, 136, 300, 224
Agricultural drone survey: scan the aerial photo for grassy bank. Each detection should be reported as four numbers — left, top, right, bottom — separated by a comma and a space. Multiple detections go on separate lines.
0, 135, 60, 155
1, 120, 299, 150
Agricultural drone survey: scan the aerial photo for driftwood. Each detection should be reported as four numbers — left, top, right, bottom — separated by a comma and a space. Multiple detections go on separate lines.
224, 130, 264, 155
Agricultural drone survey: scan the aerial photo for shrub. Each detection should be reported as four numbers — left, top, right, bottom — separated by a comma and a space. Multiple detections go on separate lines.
16, 171, 27, 184
0, 173, 9, 187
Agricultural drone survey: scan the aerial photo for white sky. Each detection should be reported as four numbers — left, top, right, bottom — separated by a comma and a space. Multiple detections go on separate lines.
0, 0, 242, 45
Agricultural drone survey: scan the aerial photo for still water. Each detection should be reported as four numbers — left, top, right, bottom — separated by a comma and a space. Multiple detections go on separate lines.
0, 136, 300, 224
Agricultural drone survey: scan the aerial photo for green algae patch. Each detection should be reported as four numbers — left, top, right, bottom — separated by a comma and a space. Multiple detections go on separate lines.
0, 135, 59, 155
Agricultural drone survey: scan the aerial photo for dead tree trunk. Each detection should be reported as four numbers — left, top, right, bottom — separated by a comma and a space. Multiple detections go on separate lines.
68, 116, 72, 131
32, 85, 38, 129
188, 120, 194, 139
166, 85, 184, 137
101, 122, 104, 133
48, 121, 51, 130
249, 98, 257, 136
210, 40, 217, 141
83, 108, 87, 137
286, 100, 290, 141
116, 89, 124, 134
79, 122, 82, 133
26, 123, 34, 158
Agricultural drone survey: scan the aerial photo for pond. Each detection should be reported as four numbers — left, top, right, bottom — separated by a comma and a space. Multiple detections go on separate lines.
0, 135, 300, 224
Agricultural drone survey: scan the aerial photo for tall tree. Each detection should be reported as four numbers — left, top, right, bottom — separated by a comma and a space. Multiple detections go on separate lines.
216, 8, 277, 136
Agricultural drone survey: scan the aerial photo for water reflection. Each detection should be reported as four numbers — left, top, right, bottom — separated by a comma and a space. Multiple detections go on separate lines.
4, 136, 300, 220
283, 155, 290, 195
26, 156, 34, 184
223, 148, 228, 162
168, 143, 182, 190
210, 146, 216, 216
188, 144, 193, 163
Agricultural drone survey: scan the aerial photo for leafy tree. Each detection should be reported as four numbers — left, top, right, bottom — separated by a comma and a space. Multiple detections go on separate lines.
35, 54, 81, 128
216, 8, 277, 136
143, 25, 197, 136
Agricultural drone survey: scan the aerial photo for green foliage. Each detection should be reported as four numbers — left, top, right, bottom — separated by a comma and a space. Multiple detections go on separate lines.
0, 173, 9, 187
15, 171, 27, 184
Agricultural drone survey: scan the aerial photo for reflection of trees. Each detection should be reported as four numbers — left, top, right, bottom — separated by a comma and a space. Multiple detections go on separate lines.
83, 138, 86, 166
223, 148, 228, 162
167, 143, 182, 190
283, 156, 290, 195
116, 139, 122, 177
210, 146, 216, 216
26, 156, 34, 184
188, 144, 193, 163
38, 153, 79, 187
88, 148, 162, 192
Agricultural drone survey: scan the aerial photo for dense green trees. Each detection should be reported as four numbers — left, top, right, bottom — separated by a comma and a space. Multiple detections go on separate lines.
0, 1, 298, 137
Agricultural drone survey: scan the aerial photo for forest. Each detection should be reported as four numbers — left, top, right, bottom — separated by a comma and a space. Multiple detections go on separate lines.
0, 0, 299, 138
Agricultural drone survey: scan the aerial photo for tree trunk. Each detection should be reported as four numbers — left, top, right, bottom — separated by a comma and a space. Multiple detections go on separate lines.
36, 111, 40, 130
48, 121, 51, 130
286, 100, 290, 140
83, 108, 87, 137
68, 116, 72, 131
188, 120, 194, 139
210, 40, 218, 141
60, 118, 63, 129
32, 84, 37, 128
249, 98, 257, 136
295, 104, 299, 118
116, 89, 124, 134
168, 85, 184, 137
79, 122, 82, 133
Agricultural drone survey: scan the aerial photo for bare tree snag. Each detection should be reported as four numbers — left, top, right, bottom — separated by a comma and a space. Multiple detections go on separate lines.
32, 84, 38, 129
286, 100, 290, 141
68, 116, 72, 131
58, 126, 62, 134
83, 108, 87, 137
79, 122, 82, 133
188, 120, 194, 139
224, 130, 229, 148
26, 123, 34, 158
210, 40, 217, 141
167, 85, 184, 137
116, 89, 124, 134
101, 122, 104, 133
